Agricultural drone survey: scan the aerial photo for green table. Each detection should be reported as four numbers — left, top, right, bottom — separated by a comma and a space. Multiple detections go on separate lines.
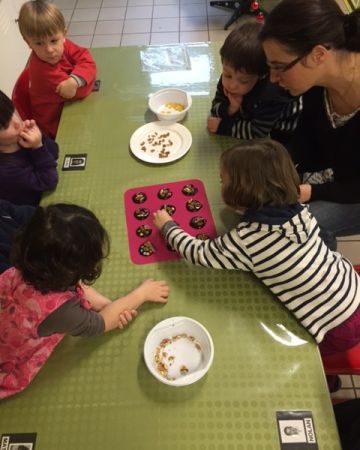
0, 44, 341, 450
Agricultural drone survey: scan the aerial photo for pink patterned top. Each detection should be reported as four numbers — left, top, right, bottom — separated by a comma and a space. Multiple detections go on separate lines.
0, 267, 92, 399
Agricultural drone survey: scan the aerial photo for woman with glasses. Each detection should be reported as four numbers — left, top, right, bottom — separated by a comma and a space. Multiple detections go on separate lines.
260, 0, 360, 250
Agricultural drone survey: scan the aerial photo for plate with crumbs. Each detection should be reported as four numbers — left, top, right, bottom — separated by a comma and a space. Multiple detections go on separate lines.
129, 121, 192, 164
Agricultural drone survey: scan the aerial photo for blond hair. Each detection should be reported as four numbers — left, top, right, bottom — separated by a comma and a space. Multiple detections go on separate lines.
18, 0, 65, 39
220, 139, 300, 210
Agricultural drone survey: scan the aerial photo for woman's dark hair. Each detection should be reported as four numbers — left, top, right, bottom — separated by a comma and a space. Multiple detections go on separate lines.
220, 21, 268, 76
220, 139, 300, 210
260, 0, 360, 54
0, 90, 15, 130
11, 204, 110, 293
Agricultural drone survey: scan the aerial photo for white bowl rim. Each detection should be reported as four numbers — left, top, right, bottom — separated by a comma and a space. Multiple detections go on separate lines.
148, 88, 193, 112
144, 316, 214, 387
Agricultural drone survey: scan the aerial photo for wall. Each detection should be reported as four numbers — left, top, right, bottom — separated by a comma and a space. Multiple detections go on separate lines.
0, 0, 30, 96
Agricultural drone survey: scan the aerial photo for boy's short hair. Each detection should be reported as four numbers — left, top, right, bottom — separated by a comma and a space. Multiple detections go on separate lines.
11, 204, 110, 293
0, 90, 15, 130
220, 21, 268, 76
220, 139, 300, 209
18, 0, 65, 39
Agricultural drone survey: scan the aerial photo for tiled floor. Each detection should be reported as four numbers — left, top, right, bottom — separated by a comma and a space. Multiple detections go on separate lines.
331, 375, 360, 402
54, 0, 259, 48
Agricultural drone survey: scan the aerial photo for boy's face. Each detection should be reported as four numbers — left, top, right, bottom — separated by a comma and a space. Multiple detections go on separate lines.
0, 112, 23, 147
25, 30, 66, 65
222, 63, 259, 98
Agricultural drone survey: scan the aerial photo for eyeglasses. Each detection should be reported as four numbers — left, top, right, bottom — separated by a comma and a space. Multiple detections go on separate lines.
267, 53, 308, 73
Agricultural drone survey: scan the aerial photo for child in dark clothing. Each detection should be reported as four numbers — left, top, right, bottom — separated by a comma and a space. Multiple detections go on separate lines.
0, 90, 58, 206
208, 22, 302, 139
0, 203, 169, 399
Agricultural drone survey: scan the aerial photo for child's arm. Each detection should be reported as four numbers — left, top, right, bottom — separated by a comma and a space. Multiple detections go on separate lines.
99, 279, 168, 332
153, 210, 252, 271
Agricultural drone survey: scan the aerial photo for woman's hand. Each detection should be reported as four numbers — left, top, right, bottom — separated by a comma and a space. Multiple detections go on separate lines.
153, 209, 172, 230
207, 116, 222, 133
299, 184, 312, 203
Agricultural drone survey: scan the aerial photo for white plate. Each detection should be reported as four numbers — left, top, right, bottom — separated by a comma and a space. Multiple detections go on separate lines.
129, 121, 192, 164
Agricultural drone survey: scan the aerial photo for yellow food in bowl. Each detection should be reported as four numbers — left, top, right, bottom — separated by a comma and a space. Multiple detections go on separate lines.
159, 102, 185, 114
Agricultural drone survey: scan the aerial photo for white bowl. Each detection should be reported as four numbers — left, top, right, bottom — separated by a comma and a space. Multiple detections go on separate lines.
148, 88, 192, 122
144, 316, 214, 386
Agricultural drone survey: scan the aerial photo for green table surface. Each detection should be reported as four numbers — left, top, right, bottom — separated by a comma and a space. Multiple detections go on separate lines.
0, 44, 341, 450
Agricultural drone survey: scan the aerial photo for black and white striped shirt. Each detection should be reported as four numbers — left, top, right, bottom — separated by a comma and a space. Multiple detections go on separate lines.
163, 205, 360, 343
211, 76, 303, 139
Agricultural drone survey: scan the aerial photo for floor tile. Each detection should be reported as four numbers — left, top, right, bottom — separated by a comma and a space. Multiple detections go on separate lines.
331, 388, 357, 400
181, 0, 206, 4
121, 33, 151, 46
99, 7, 126, 20
68, 21, 97, 36
180, 16, 208, 31
352, 375, 360, 388
95, 20, 124, 34
209, 29, 230, 41
92, 34, 122, 47
207, 4, 232, 16
102, 0, 128, 6
123, 18, 152, 33
180, 3, 207, 17
154, 0, 179, 4
339, 375, 353, 388
76, 0, 103, 8
152, 17, 179, 32
179, 30, 209, 43
153, 4, 180, 18
128, 0, 154, 5
55, 0, 77, 9
126, 6, 154, 19
208, 14, 232, 30
61, 9, 74, 23
357, 389, 360, 398
67, 34, 94, 47
72, 8, 100, 22
150, 32, 179, 44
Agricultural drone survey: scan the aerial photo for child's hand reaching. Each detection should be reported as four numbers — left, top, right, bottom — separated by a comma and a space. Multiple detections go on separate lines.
56, 77, 78, 99
135, 279, 169, 304
207, 116, 222, 134
117, 309, 138, 329
18, 120, 42, 149
153, 209, 173, 230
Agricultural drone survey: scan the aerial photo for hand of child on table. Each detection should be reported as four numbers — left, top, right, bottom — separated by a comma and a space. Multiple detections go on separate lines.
224, 87, 243, 115
18, 120, 42, 149
135, 279, 169, 304
56, 77, 78, 99
117, 309, 138, 329
153, 209, 173, 230
207, 116, 222, 134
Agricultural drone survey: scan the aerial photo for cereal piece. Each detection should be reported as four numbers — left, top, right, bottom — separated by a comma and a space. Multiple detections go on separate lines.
132, 192, 147, 204
186, 199, 203, 212
158, 188, 173, 200
134, 208, 150, 220
190, 216, 207, 229
196, 233, 210, 241
136, 224, 152, 238
182, 184, 198, 196
180, 365, 189, 375
160, 204, 176, 216
139, 241, 155, 256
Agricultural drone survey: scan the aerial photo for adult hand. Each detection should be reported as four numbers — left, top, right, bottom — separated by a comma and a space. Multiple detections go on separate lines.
136, 279, 169, 304
224, 87, 243, 115
56, 77, 78, 99
117, 309, 138, 329
18, 120, 42, 149
153, 209, 172, 230
299, 184, 312, 203
207, 116, 222, 134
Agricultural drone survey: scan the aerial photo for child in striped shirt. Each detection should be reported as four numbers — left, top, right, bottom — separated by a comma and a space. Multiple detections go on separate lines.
208, 22, 302, 139
153, 139, 360, 358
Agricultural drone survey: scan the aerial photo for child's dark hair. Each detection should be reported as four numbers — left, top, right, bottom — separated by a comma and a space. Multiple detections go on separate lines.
220, 21, 268, 76
260, 0, 360, 54
0, 90, 15, 130
220, 139, 300, 210
11, 204, 110, 293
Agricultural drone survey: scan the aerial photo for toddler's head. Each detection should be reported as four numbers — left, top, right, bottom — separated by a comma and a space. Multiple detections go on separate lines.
220, 22, 268, 98
11, 204, 110, 293
18, 0, 66, 65
220, 139, 300, 210
0, 90, 23, 149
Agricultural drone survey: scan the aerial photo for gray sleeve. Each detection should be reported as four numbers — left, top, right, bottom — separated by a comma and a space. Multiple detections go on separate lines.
38, 298, 105, 337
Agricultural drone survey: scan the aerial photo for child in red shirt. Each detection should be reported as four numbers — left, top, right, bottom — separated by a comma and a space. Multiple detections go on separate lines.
16, 0, 96, 138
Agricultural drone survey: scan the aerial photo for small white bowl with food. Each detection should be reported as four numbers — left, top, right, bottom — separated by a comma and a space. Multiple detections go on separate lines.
144, 316, 214, 386
148, 88, 192, 122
